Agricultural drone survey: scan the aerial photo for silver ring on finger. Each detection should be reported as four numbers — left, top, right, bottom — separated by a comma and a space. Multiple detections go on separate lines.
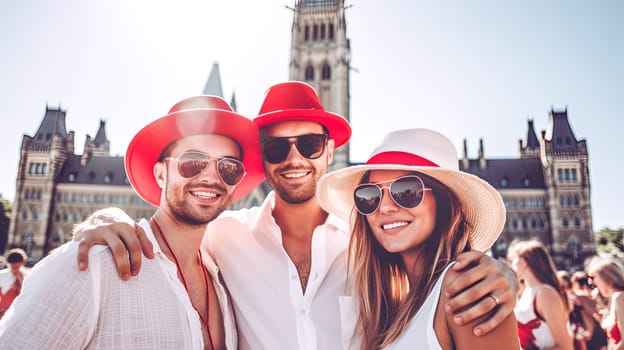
489, 294, 500, 306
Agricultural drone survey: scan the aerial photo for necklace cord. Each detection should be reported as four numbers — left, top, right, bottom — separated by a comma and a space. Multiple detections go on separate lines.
150, 217, 216, 350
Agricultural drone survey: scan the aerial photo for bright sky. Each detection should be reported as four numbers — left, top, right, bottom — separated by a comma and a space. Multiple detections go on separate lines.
1, 1, 622, 230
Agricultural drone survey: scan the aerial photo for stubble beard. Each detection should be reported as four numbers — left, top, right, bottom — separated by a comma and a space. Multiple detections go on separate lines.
264, 166, 322, 205
165, 181, 231, 226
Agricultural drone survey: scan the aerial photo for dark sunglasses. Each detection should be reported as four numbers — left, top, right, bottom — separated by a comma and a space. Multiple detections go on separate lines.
261, 134, 328, 164
354, 175, 432, 215
165, 151, 246, 186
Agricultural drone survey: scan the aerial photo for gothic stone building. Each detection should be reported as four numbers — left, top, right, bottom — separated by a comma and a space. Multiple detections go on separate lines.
461, 108, 594, 269
6, 108, 155, 260
7, 0, 595, 269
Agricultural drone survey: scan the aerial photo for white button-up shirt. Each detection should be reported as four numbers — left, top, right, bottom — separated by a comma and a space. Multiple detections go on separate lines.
0, 219, 237, 350
205, 192, 355, 350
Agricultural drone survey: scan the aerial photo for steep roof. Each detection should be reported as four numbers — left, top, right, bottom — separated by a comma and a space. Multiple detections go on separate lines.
460, 158, 546, 190
57, 155, 127, 186
32, 107, 68, 147
525, 119, 540, 150
93, 120, 108, 147
545, 108, 579, 153
203, 62, 223, 97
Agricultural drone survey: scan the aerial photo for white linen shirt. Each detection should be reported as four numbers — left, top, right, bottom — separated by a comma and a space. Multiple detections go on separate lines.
0, 219, 237, 350
205, 191, 355, 350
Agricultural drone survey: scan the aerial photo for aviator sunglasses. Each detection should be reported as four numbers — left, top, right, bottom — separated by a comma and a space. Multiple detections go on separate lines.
261, 133, 328, 164
354, 175, 432, 215
165, 151, 246, 186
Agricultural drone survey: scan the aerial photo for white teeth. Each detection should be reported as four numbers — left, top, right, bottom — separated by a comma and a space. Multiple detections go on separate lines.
191, 191, 217, 199
283, 172, 307, 179
382, 221, 408, 230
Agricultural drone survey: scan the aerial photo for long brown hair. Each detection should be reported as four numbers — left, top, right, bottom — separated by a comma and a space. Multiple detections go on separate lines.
514, 240, 568, 306
349, 171, 471, 349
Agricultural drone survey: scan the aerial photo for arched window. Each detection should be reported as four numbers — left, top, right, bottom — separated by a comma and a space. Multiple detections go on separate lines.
33, 209, 39, 221
22, 209, 29, 220
572, 169, 577, 181
560, 195, 565, 207
500, 177, 508, 188
304, 25, 310, 41
328, 23, 334, 40
321, 63, 331, 80
562, 217, 569, 228
68, 173, 76, 182
313, 24, 318, 40
305, 65, 314, 81
104, 173, 113, 184
523, 177, 531, 187
320, 23, 326, 40
574, 217, 581, 228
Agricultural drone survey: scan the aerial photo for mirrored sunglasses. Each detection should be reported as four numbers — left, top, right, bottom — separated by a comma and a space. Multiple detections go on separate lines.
354, 175, 432, 215
165, 151, 246, 186
261, 134, 328, 164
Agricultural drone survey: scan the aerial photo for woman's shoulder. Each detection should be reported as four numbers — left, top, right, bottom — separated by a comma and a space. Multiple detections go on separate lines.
535, 284, 561, 299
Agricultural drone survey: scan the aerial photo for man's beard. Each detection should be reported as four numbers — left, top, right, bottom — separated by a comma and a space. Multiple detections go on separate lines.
164, 181, 231, 226
264, 165, 320, 205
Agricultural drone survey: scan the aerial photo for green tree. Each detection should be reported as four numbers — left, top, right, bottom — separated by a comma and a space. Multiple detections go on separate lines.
595, 227, 624, 257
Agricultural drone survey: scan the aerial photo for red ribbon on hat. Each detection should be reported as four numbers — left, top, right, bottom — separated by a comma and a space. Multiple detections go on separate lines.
366, 151, 439, 167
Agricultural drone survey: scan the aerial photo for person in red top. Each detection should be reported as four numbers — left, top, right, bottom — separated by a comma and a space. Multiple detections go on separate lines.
0, 249, 28, 319
588, 257, 624, 350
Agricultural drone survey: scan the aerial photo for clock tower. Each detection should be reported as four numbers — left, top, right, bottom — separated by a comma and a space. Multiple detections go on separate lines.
289, 0, 352, 170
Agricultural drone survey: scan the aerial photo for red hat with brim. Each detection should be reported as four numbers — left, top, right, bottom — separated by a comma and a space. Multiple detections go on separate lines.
125, 96, 265, 207
254, 81, 351, 148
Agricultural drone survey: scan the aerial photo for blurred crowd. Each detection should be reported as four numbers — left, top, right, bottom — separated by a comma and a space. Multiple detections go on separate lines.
507, 239, 624, 350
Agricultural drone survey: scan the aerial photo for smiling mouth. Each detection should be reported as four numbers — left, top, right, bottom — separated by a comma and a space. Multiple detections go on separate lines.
382, 221, 409, 230
190, 191, 218, 199
282, 171, 309, 179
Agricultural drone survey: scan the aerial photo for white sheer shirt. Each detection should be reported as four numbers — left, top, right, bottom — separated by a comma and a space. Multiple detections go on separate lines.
0, 219, 237, 350
205, 191, 356, 350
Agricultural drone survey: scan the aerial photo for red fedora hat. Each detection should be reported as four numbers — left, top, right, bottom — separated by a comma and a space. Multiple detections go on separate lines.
125, 95, 264, 206
254, 81, 352, 148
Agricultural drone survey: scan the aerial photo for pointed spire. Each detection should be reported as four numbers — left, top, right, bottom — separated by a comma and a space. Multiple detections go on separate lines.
229, 92, 238, 112
203, 62, 224, 97
94, 119, 108, 147
525, 119, 539, 150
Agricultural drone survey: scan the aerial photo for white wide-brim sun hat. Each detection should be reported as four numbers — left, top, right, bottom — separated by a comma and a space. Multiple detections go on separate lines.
316, 128, 506, 252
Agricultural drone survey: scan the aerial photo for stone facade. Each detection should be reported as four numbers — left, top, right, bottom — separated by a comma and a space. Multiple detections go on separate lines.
6, 107, 155, 261
462, 109, 594, 270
